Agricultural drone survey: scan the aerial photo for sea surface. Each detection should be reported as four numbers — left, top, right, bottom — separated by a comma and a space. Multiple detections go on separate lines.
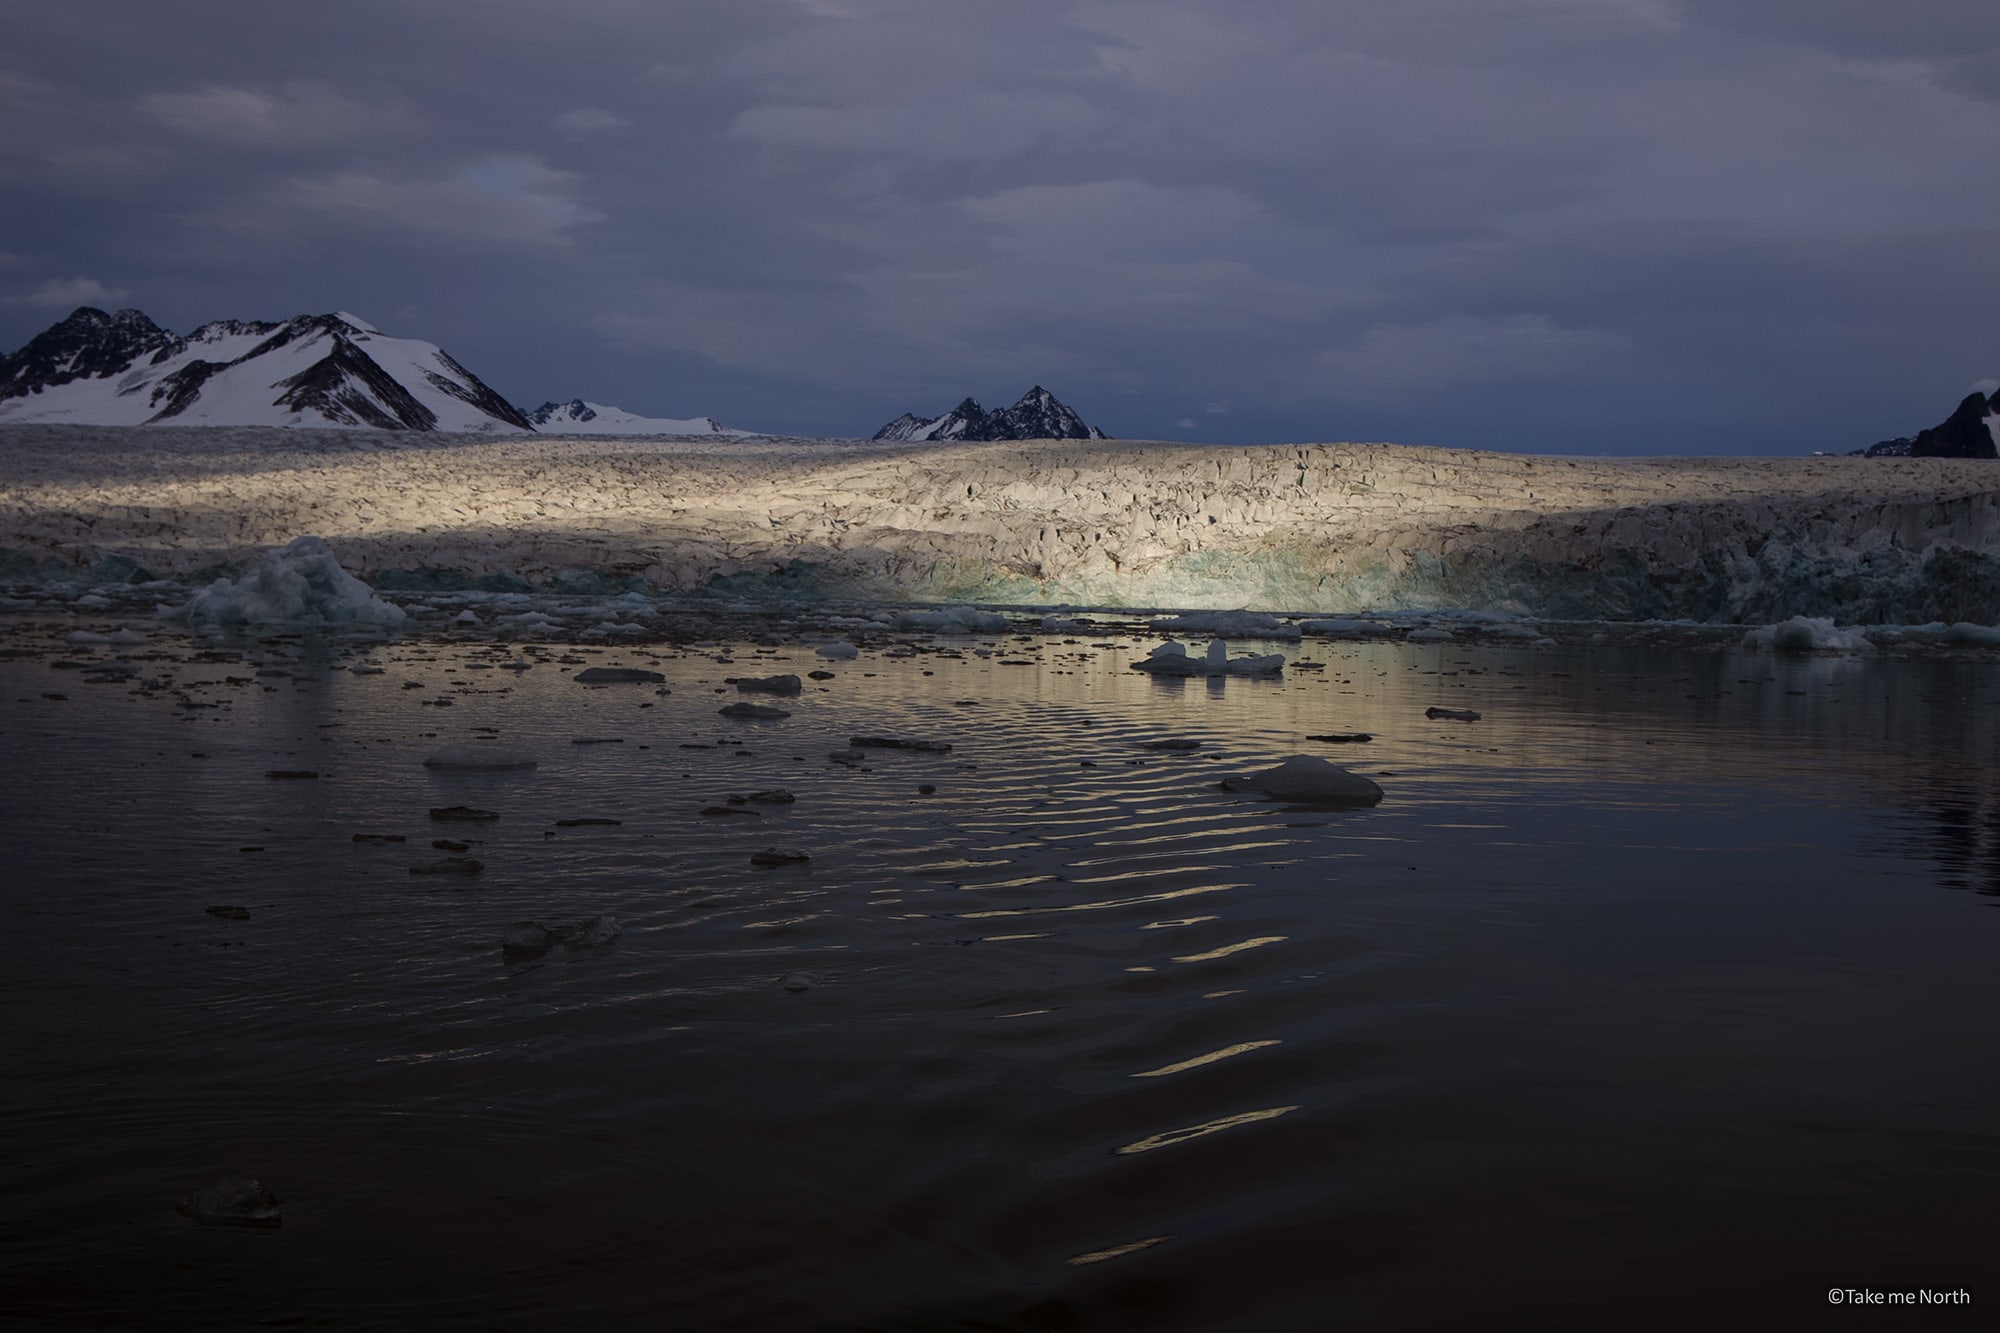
1, 620, 1994, 1331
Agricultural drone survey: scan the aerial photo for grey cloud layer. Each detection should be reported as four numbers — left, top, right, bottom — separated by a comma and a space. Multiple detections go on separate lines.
2, 0, 1996, 452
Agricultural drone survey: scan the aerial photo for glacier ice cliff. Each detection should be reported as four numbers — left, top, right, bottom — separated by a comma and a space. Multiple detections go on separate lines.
7, 424, 2000, 625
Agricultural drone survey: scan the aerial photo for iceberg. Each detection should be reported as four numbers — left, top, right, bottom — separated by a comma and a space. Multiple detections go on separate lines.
1740, 616, 1874, 654
1131, 637, 1285, 677
177, 537, 407, 627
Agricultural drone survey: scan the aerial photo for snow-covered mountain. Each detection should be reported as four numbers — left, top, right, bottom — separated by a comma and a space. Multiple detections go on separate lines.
0, 307, 533, 431
874, 386, 1108, 442
525, 398, 744, 436
1859, 388, 2000, 458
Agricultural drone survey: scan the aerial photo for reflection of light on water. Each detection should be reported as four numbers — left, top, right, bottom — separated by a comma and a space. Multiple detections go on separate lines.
1066, 1234, 1171, 1266
1131, 1039, 1281, 1078
959, 882, 1247, 919
1172, 935, 1286, 963
1142, 915, 1219, 929
1115, 1105, 1301, 1155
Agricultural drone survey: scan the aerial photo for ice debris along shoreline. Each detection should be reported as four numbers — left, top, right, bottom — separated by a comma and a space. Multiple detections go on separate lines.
10, 425, 2000, 624
13, 531, 2000, 659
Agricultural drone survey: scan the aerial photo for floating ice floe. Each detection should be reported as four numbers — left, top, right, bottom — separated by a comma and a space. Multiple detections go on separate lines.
1131, 638, 1286, 677
1041, 615, 1095, 634
574, 666, 665, 683
1221, 755, 1383, 806
1149, 610, 1303, 641
1740, 616, 1873, 654
1298, 618, 1392, 638
422, 744, 538, 770
175, 536, 407, 627
177, 1177, 281, 1228
1943, 622, 2000, 646
501, 913, 622, 958
1406, 626, 1455, 643
815, 640, 860, 660
880, 607, 1010, 633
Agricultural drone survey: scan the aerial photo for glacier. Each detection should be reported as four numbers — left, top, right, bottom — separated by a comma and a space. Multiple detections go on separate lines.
8, 425, 2000, 628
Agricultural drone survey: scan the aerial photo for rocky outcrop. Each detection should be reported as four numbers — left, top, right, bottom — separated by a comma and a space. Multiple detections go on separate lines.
1862, 389, 2000, 459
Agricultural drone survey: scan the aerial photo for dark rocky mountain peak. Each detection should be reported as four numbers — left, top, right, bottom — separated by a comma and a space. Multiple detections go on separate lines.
1860, 388, 2000, 458
0, 306, 178, 396
527, 399, 598, 426
872, 386, 1109, 442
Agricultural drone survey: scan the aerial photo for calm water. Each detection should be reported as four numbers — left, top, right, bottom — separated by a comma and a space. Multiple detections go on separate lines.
1, 623, 1994, 1331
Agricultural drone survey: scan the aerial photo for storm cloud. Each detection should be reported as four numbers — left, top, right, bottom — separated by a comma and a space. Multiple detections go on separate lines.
2, 0, 1996, 451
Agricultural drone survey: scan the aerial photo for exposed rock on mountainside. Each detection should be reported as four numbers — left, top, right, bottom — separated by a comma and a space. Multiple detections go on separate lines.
874, 386, 1108, 441
1860, 388, 2000, 459
526, 399, 742, 436
0, 308, 532, 431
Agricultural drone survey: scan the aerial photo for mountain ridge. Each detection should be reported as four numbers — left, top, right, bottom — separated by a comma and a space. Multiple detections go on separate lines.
1858, 388, 2000, 458
874, 386, 1108, 442
0, 307, 534, 431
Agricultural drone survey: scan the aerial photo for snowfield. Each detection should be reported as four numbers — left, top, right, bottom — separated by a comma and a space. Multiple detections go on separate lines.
5, 424, 2000, 624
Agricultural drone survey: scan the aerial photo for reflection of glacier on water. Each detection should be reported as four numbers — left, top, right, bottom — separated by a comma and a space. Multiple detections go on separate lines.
2, 613, 1998, 1329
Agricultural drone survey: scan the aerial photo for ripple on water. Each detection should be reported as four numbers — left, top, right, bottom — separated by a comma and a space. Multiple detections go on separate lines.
2, 630, 1998, 1328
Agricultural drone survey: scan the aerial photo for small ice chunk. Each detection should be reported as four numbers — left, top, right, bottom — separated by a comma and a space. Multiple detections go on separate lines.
1223, 755, 1383, 806
735, 674, 802, 695
177, 1177, 281, 1228
885, 608, 1009, 633
422, 744, 537, 770
720, 702, 790, 719
1299, 619, 1384, 637
1740, 616, 1873, 654
502, 913, 621, 958
455, 610, 481, 625
1406, 627, 1455, 643
815, 641, 860, 660
1151, 611, 1302, 640
574, 667, 665, 683
1131, 639, 1284, 676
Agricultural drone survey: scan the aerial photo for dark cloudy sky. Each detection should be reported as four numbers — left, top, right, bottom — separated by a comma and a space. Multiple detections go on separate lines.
3, 1, 1997, 452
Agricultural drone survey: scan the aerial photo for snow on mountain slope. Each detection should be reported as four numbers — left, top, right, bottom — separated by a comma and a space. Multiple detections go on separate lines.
525, 398, 745, 436
0, 307, 533, 432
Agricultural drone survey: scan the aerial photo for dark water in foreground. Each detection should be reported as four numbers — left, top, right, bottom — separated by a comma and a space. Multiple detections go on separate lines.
1, 627, 1994, 1331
